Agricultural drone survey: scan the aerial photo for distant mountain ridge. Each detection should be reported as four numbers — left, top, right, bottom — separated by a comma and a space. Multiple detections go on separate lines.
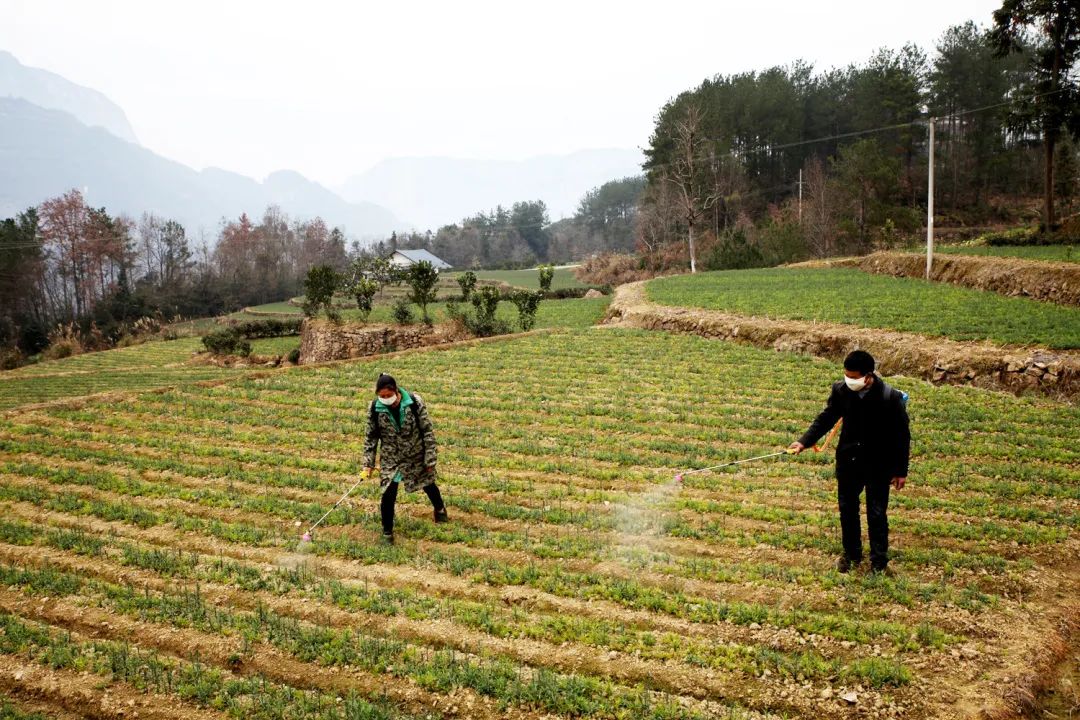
338, 149, 645, 231
0, 98, 402, 237
0, 49, 641, 241
0, 50, 138, 144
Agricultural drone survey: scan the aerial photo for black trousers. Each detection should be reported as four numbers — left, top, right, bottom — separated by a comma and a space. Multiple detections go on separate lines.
380, 481, 444, 534
836, 464, 891, 568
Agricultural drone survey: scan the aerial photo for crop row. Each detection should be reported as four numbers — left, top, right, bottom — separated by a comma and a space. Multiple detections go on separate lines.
0, 469, 964, 653
0, 515, 919, 687
0, 447, 1023, 609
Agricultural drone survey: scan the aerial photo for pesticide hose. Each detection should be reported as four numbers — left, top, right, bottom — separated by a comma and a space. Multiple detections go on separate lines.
675, 449, 795, 483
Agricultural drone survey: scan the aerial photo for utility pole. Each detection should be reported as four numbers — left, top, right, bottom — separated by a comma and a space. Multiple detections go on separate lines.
797, 169, 803, 225
926, 118, 935, 280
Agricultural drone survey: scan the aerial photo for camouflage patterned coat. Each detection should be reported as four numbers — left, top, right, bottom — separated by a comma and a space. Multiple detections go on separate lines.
363, 389, 438, 492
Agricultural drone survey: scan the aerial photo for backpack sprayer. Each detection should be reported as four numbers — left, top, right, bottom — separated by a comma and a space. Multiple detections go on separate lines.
674, 420, 842, 485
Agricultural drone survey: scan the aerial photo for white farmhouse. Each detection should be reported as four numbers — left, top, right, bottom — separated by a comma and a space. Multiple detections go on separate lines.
389, 249, 452, 270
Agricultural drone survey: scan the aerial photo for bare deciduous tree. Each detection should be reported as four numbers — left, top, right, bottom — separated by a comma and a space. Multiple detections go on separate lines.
665, 103, 717, 273
802, 157, 837, 257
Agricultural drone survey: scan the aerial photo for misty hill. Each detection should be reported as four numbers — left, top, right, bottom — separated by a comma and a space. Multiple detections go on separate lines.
0, 50, 138, 144
0, 98, 402, 238
338, 149, 644, 231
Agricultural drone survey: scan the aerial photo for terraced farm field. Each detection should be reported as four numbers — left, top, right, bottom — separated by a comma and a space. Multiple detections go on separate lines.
648, 268, 1080, 348
0, 338, 249, 411
935, 244, 1078, 263
0, 329, 1076, 719
243, 296, 611, 329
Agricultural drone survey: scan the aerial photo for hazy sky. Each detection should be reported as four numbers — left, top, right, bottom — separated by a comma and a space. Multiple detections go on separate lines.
2, 0, 1002, 186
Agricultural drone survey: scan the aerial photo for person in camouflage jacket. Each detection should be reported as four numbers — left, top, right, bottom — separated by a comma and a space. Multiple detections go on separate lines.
364, 373, 447, 543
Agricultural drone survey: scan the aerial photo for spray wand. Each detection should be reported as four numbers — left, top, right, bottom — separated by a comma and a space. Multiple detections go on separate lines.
674, 419, 842, 484
674, 449, 795, 484
300, 468, 375, 544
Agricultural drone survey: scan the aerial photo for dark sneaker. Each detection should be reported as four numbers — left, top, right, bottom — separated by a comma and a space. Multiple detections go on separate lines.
836, 555, 861, 574
381, 532, 395, 545
434, 507, 449, 523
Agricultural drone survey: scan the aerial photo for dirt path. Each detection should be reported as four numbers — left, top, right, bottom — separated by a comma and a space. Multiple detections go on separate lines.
604, 281, 1080, 399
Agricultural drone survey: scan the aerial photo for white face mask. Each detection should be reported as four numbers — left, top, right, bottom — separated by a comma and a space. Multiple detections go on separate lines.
844, 375, 868, 392
377, 393, 398, 406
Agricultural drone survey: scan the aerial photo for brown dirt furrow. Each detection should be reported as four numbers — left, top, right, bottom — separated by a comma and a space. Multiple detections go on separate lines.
0, 693, 83, 720
0, 541, 856, 718
0, 653, 228, 720
0, 472, 297, 537
0, 503, 920, 660
605, 280, 1080, 399
2, 439, 1068, 581
0, 587, 540, 720
0, 492, 991, 643
935, 565, 1080, 720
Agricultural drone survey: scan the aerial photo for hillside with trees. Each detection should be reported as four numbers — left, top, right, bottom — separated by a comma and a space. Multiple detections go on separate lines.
366, 176, 645, 269
603, 12, 1079, 279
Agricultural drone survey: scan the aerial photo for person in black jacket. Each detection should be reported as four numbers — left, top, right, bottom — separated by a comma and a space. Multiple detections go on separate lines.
789, 350, 910, 574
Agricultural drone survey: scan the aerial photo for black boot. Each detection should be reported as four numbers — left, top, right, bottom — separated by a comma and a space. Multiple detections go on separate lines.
836, 555, 861, 574
380, 483, 398, 542
425, 484, 448, 523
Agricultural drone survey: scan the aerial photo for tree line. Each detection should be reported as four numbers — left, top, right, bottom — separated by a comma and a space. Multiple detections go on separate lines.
0, 190, 350, 362
368, 177, 645, 269
633, 7, 1079, 275
0, 176, 642, 363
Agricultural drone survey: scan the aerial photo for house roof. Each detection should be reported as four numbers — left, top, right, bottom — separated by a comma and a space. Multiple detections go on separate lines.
393, 249, 451, 269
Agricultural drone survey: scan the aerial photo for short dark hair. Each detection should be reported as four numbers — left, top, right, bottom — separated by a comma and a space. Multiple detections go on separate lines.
375, 373, 397, 393
844, 350, 875, 375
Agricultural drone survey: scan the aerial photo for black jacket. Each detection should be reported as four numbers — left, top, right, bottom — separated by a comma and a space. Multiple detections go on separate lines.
799, 375, 911, 478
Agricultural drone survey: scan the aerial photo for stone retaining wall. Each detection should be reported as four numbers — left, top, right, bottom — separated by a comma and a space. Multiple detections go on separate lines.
299, 320, 469, 364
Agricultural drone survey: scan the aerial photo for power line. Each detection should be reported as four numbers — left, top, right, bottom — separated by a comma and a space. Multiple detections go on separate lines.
644, 86, 1070, 171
